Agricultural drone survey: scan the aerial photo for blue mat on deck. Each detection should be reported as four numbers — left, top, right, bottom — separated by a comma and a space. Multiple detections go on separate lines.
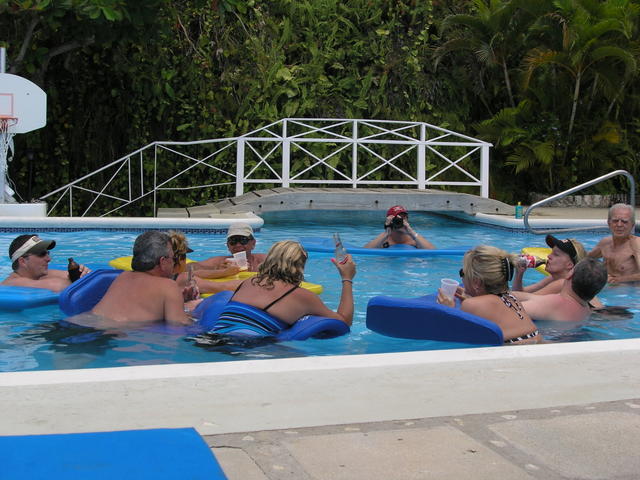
0, 428, 227, 480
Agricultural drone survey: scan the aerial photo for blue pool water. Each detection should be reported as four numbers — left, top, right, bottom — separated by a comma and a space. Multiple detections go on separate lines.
1, 210, 639, 372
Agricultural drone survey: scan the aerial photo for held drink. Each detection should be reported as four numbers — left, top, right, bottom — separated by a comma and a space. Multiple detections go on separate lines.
517, 254, 546, 269
333, 233, 348, 264
67, 257, 81, 282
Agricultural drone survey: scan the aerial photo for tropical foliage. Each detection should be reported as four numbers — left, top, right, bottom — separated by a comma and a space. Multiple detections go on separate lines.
1, 0, 639, 212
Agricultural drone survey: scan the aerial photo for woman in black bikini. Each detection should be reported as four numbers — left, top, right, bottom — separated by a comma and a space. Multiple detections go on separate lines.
437, 245, 542, 345
219, 240, 356, 327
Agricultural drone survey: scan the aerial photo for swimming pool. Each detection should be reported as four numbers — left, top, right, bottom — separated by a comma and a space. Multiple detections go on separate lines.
1, 210, 638, 372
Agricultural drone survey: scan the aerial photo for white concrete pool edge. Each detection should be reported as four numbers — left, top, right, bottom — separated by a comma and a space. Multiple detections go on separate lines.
2, 338, 640, 436
0, 214, 264, 230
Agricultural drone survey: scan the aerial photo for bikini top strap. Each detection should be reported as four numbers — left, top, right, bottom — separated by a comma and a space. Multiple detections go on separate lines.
229, 280, 246, 301
263, 284, 299, 312
497, 292, 525, 321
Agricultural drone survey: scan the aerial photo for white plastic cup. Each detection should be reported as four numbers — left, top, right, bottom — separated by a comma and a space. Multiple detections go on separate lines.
233, 251, 248, 271
440, 278, 459, 300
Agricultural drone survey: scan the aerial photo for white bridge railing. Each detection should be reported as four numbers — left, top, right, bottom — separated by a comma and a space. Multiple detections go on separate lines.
40, 118, 492, 217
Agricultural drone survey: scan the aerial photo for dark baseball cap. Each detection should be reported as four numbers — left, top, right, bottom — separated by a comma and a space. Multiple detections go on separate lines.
545, 235, 579, 265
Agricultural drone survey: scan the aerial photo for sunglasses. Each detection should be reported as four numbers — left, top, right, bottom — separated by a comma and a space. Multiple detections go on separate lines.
459, 268, 465, 278
227, 236, 251, 246
26, 250, 50, 258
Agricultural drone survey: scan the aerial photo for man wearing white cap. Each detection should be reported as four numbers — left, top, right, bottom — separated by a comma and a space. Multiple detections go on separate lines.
196, 223, 267, 273
1, 234, 90, 292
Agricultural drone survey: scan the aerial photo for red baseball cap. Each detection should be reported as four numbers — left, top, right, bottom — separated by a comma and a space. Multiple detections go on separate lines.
386, 205, 408, 217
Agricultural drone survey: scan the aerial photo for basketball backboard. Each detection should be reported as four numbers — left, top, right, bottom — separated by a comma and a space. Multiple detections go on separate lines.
0, 73, 47, 133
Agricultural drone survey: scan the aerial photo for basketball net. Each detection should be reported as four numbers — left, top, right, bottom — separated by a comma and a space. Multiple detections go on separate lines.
0, 117, 17, 202
0, 116, 17, 163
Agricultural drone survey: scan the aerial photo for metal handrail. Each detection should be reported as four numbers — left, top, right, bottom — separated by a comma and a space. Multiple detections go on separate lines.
523, 170, 636, 234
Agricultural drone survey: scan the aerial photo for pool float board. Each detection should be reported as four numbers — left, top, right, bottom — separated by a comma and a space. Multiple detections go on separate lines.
59, 269, 347, 340
366, 294, 503, 346
0, 263, 114, 311
109, 257, 323, 294
0, 285, 59, 311
300, 237, 469, 257
521, 247, 551, 276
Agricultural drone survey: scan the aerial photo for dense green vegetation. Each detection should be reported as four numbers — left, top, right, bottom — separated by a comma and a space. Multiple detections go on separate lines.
1, 0, 638, 213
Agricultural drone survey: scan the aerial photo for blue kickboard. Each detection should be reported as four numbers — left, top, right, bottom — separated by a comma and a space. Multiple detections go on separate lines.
0, 285, 59, 311
0, 428, 227, 480
366, 294, 504, 345
300, 236, 469, 257
0, 263, 115, 312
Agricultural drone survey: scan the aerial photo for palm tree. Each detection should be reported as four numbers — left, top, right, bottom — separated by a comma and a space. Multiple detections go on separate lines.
434, 0, 535, 109
522, 0, 638, 156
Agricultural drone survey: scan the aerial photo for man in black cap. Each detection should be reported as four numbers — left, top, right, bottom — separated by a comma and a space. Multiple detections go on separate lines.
513, 235, 587, 295
1, 234, 90, 292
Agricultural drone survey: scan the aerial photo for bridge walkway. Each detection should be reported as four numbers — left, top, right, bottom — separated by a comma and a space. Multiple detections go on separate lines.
157, 188, 513, 218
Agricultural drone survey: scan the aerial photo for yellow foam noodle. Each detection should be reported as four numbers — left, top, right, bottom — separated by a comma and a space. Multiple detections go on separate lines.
521, 247, 551, 276
109, 257, 324, 295
109, 256, 196, 271
203, 270, 323, 295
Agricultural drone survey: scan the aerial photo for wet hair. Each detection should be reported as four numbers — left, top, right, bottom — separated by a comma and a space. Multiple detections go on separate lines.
462, 245, 519, 295
252, 240, 307, 289
9, 234, 35, 271
168, 230, 189, 257
131, 231, 172, 272
572, 258, 608, 302
608, 203, 635, 224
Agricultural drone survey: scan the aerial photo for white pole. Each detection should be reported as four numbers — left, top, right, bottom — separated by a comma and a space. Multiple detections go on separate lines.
1, 47, 8, 202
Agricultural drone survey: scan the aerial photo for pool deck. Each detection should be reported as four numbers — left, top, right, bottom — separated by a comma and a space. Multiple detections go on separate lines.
2, 206, 640, 479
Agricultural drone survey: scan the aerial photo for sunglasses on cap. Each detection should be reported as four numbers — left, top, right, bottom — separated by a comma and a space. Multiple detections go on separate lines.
227, 235, 252, 246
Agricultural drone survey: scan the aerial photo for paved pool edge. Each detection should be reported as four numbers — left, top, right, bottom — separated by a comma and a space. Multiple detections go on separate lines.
2, 338, 639, 436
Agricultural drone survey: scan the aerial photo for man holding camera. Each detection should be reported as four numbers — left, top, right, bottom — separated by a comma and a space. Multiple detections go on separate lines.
364, 205, 436, 249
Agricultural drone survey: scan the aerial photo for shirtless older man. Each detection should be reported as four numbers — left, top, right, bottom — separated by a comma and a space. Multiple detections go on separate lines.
588, 203, 640, 283
513, 258, 608, 322
195, 223, 266, 274
2, 234, 90, 292
90, 231, 200, 327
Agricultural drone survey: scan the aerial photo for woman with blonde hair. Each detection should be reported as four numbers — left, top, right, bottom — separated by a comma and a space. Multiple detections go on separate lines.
437, 245, 541, 345
212, 240, 356, 335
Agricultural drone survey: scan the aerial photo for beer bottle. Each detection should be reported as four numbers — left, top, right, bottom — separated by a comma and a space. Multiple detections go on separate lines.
68, 257, 81, 282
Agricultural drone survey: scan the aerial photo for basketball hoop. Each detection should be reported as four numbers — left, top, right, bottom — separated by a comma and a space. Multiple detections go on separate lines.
0, 115, 18, 163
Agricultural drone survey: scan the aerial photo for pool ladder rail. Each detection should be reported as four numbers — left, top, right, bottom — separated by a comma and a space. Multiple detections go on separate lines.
523, 170, 636, 235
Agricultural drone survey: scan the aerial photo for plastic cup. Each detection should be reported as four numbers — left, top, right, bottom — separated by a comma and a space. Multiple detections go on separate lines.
440, 278, 459, 300
233, 251, 248, 271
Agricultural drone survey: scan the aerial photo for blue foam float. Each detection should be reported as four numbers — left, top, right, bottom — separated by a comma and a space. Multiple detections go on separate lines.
366, 293, 503, 345
0, 263, 113, 311
59, 269, 349, 341
300, 236, 470, 257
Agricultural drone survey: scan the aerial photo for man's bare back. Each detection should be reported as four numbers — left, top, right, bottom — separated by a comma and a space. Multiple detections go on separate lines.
91, 271, 191, 327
